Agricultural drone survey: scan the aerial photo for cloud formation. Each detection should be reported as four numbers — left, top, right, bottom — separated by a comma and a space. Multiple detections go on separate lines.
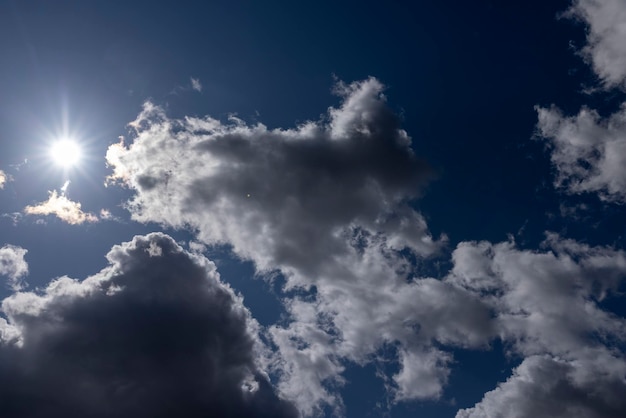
106, 77, 453, 413
0, 245, 28, 291
107, 75, 626, 417
0, 233, 296, 418
567, 0, 626, 89
450, 234, 626, 417
24, 190, 99, 224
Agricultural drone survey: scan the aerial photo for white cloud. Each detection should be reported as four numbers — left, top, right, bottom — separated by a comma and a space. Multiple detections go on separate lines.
535, 103, 626, 202
24, 190, 99, 224
0, 245, 28, 291
191, 77, 202, 92
567, 0, 626, 89
449, 234, 626, 417
0, 233, 297, 417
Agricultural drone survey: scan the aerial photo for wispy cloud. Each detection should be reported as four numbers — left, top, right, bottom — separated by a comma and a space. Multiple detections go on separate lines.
191, 77, 202, 92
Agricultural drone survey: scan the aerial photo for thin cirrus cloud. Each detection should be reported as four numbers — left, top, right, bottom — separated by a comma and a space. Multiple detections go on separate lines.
0, 245, 28, 291
0, 233, 297, 418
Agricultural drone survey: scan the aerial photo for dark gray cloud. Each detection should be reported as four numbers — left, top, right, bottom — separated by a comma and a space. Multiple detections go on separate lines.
0, 233, 296, 418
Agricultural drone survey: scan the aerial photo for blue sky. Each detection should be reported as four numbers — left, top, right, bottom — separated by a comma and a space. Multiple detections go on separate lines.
1, 1, 625, 417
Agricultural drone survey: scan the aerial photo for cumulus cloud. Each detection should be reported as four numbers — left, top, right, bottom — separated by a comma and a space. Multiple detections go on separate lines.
567, 0, 626, 89
450, 234, 626, 417
106, 77, 458, 413
0, 233, 296, 418
0, 245, 28, 291
24, 189, 99, 224
535, 104, 626, 202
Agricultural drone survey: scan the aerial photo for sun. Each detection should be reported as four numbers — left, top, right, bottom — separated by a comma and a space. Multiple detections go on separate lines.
50, 139, 82, 168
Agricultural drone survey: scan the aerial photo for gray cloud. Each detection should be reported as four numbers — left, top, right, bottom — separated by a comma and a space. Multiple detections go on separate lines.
535, 104, 626, 202
567, 0, 626, 89
457, 354, 626, 418
0, 245, 28, 291
450, 234, 626, 417
0, 233, 296, 418
534, 1, 626, 203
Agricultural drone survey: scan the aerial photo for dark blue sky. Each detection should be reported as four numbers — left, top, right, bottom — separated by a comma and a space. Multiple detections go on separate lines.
0, 1, 625, 417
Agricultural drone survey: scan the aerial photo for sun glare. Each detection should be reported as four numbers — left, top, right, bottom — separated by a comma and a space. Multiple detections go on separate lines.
50, 139, 82, 168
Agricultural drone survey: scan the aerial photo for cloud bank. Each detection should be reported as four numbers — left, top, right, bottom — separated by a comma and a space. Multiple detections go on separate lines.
0, 245, 28, 291
0, 233, 296, 418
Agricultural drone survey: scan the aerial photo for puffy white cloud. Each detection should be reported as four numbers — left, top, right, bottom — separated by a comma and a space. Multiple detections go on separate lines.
0, 233, 296, 418
106, 78, 461, 413
450, 234, 626, 417
0, 245, 28, 291
567, 0, 626, 89
535, 104, 626, 202
24, 189, 99, 224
